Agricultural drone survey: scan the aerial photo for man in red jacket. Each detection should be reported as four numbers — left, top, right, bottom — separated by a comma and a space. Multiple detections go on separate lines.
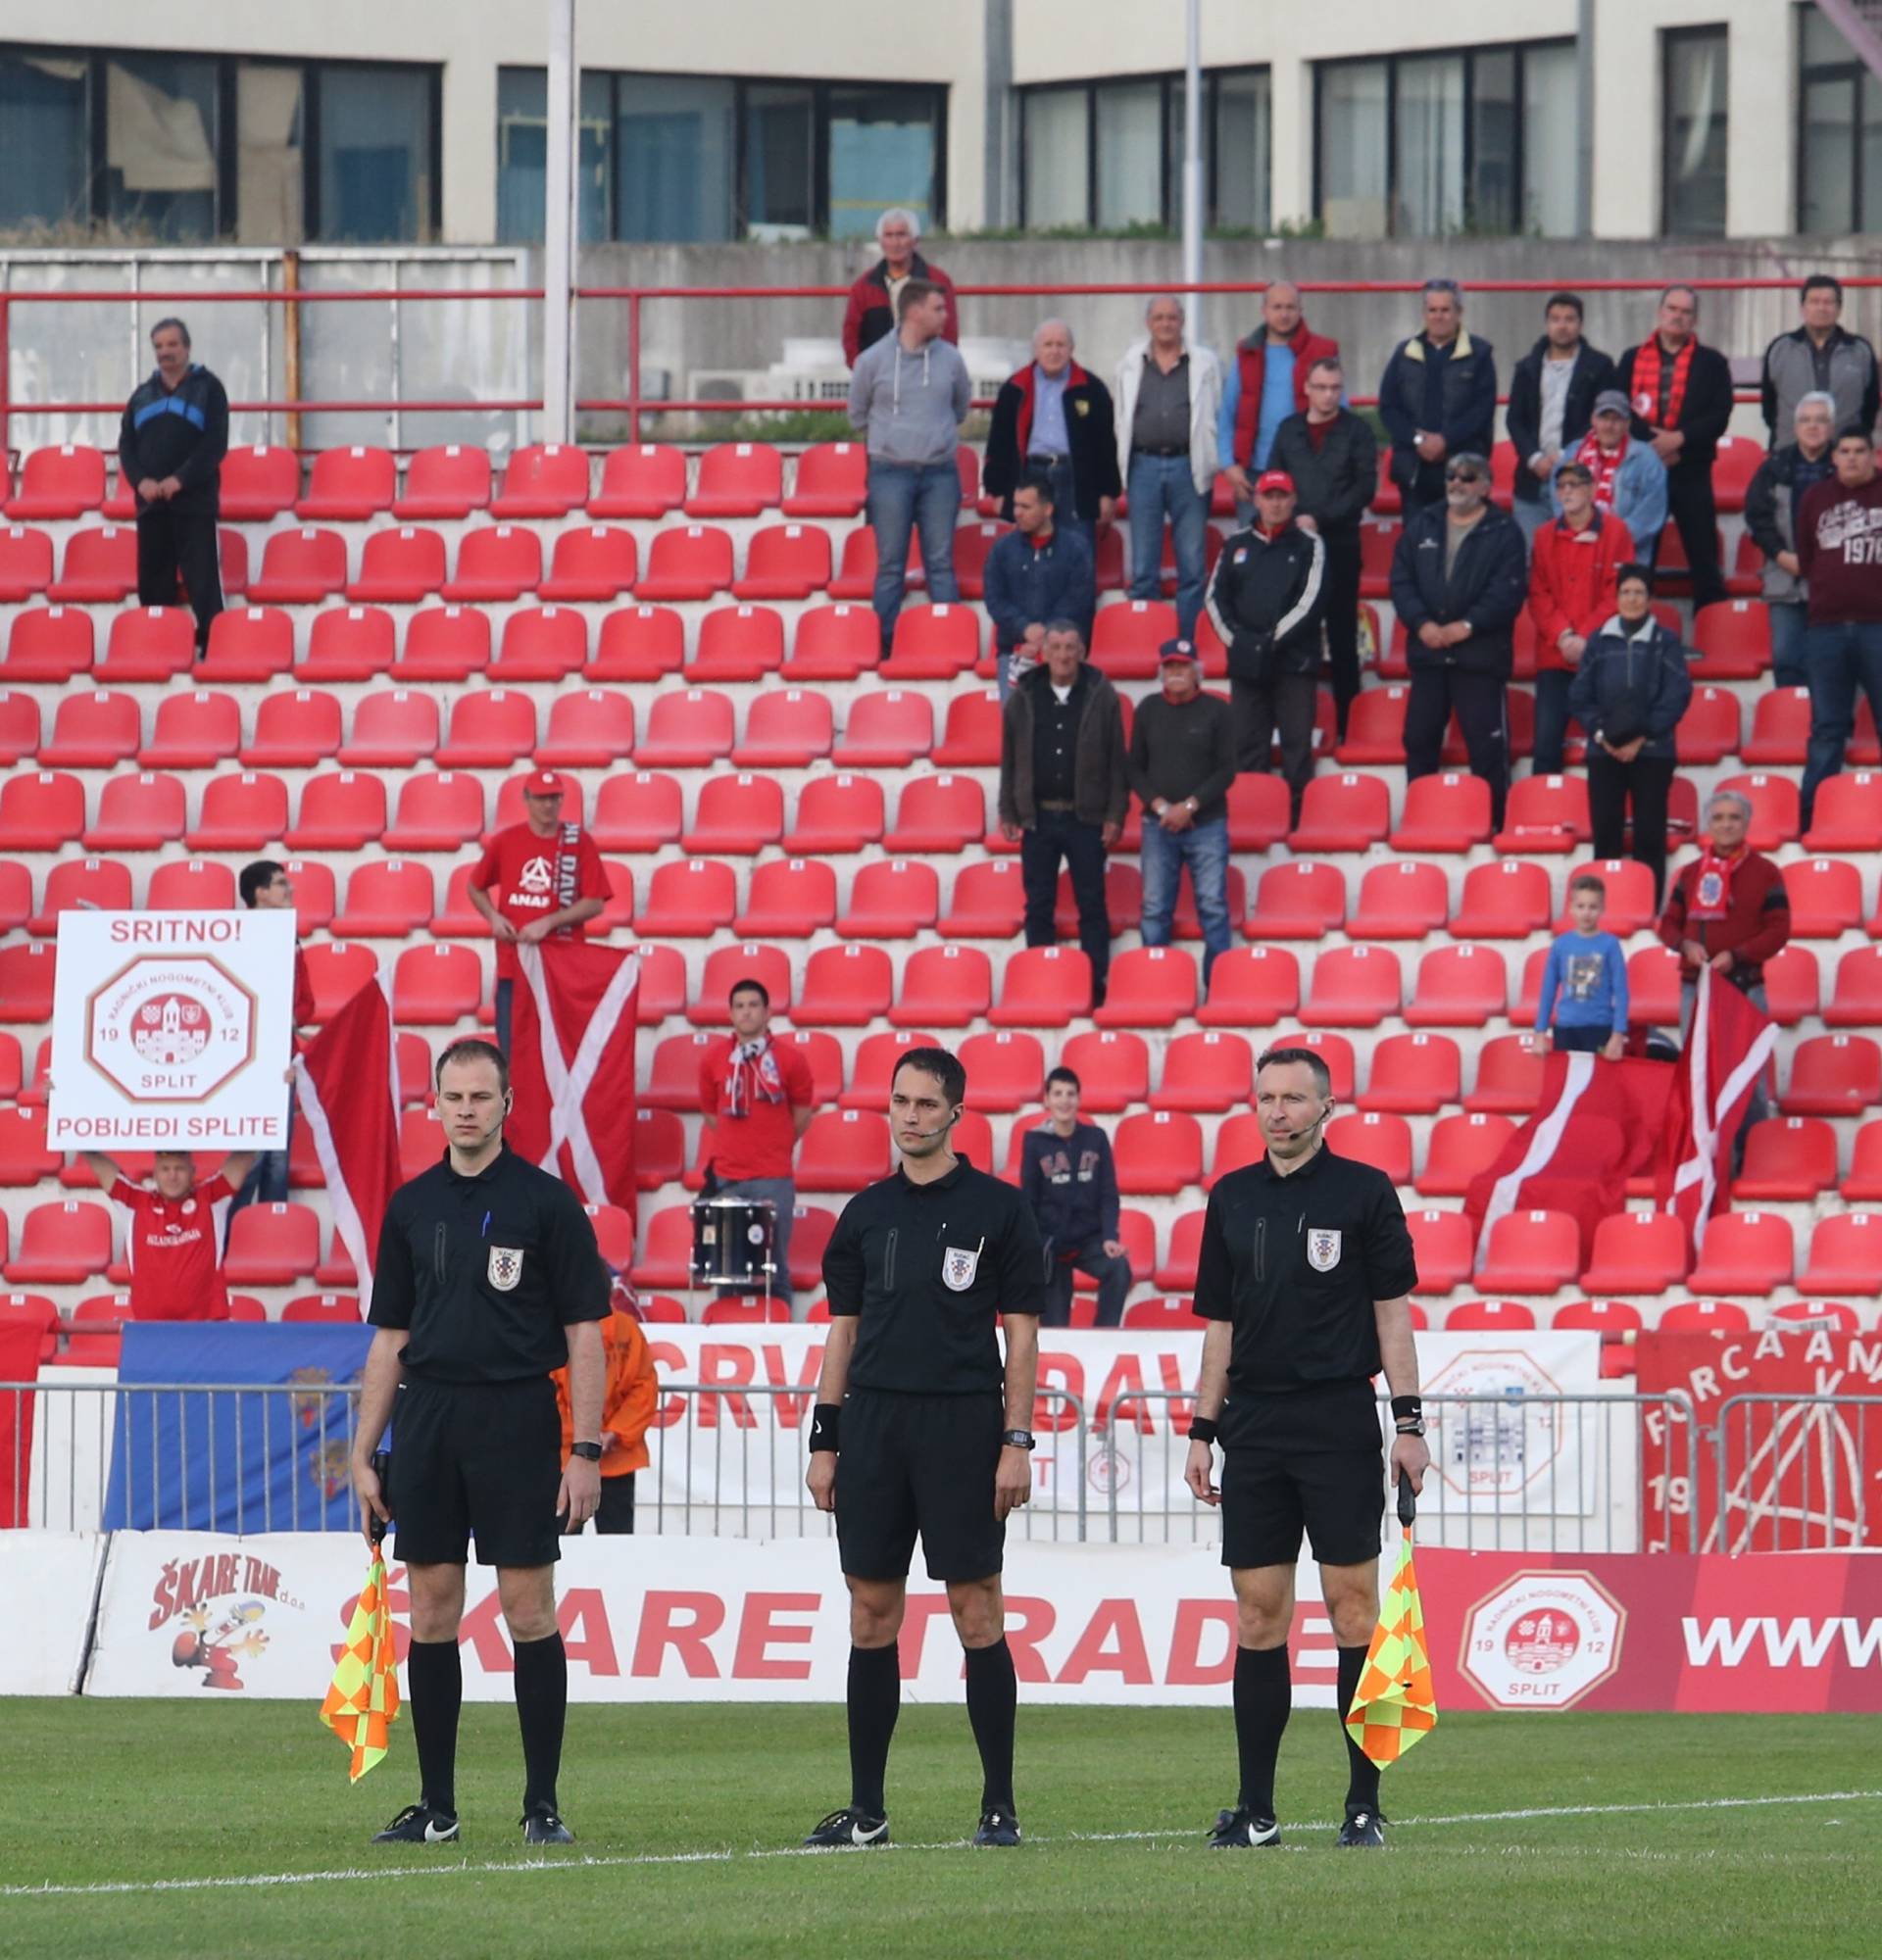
1797, 429, 1882, 831
1219, 283, 1339, 510
841, 209, 960, 368
1526, 461, 1634, 775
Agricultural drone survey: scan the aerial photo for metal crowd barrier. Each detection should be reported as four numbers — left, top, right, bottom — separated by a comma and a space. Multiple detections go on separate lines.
1708, 1395, 1882, 1555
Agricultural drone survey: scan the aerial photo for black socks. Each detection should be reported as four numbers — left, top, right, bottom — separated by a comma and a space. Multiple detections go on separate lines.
1232, 1642, 1290, 1815
514, 1631, 569, 1814
1338, 1642, 1382, 1814
847, 1642, 901, 1817
407, 1637, 463, 1817
964, 1638, 1017, 1814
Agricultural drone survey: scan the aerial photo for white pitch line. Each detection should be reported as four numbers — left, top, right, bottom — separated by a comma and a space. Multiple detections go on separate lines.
5, 1788, 1879, 1902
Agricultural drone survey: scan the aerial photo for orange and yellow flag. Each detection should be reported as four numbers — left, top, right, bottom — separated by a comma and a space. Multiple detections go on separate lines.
320, 1552, 400, 1780
1343, 1522, 1438, 1768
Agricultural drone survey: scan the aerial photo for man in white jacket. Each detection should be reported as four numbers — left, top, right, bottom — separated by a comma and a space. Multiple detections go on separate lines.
1114, 296, 1223, 639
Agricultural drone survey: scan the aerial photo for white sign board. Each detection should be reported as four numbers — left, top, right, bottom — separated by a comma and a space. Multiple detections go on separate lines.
0, 1535, 101, 1693
48, 911, 295, 1150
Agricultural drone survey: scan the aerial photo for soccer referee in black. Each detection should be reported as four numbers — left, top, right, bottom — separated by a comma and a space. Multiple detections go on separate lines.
803, 1046, 1046, 1850
1186, 1046, 1429, 1850
350, 1037, 609, 1848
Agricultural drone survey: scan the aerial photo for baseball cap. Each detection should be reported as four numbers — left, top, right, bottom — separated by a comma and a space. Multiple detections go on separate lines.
1255, 469, 1295, 495
1593, 389, 1631, 417
1158, 638, 1199, 665
523, 769, 566, 796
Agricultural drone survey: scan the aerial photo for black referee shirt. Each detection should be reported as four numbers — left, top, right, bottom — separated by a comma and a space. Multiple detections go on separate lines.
823, 1153, 1047, 1395
370, 1144, 610, 1384
1194, 1144, 1418, 1396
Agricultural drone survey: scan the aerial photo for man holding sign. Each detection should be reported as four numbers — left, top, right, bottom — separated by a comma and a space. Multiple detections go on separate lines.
81, 1149, 257, 1321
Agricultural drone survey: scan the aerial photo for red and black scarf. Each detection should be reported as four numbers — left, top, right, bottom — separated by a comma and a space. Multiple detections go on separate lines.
1688, 842, 1744, 923
724, 1035, 786, 1118
1631, 336, 1696, 429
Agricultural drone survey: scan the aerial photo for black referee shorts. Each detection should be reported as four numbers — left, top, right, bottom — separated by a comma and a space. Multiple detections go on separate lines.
1219, 1381, 1384, 1571
836, 1388, 1005, 1584
389, 1375, 564, 1569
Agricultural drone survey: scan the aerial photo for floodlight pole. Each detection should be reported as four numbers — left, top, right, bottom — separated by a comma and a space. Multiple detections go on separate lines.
1182, 0, 1204, 345
543, 0, 577, 443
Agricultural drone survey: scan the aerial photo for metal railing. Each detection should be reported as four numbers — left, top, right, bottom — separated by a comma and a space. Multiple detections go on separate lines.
1708, 1395, 1882, 1554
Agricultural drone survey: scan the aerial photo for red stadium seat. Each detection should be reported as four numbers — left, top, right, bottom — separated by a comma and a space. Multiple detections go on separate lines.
0, 1105, 57, 1188
891, 946, 992, 1028
732, 522, 831, 601
1741, 687, 1811, 766
0, 688, 39, 765
1659, 1299, 1752, 1333
1197, 946, 1300, 1028
832, 689, 934, 767
1356, 519, 1400, 599
1061, 861, 1147, 939
393, 443, 492, 519
2, 606, 95, 684
1473, 1208, 1581, 1294
880, 603, 980, 680
732, 688, 833, 767
1245, 860, 1346, 940
1446, 1298, 1538, 1331
45, 524, 135, 604
735, 858, 838, 940
1415, 1111, 1515, 1196
491, 443, 590, 518
1803, 771, 1882, 853
429, 866, 487, 937
627, 1206, 694, 1289
636, 524, 734, 602
1404, 1209, 1474, 1294
1761, 945, 1820, 1026
1734, 1117, 1839, 1201
222, 1202, 322, 1286
688, 604, 784, 683
219, 443, 302, 519
686, 945, 792, 1028
1553, 858, 1657, 936
332, 860, 436, 939
590, 443, 686, 518
793, 945, 894, 1027
1781, 1034, 1882, 1115
1771, 1299, 1862, 1334
0, 943, 56, 1023
637, 859, 738, 939
1579, 1210, 1690, 1294
538, 525, 639, 602
938, 859, 1026, 938
1302, 946, 1400, 1027
1390, 771, 1493, 853
633, 946, 688, 1024
488, 605, 586, 683
1326, 1110, 1413, 1185
989, 947, 1092, 1027
5, 1200, 111, 1285
783, 441, 867, 517
783, 774, 885, 855
830, 524, 910, 601
928, 688, 1003, 768
92, 606, 193, 683
8, 443, 105, 519
1674, 685, 1742, 766
392, 944, 483, 1025
1713, 772, 1800, 852
1348, 860, 1450, 940
1290, 772, 1390, 852
839, 1030, 936, 1111
592, 772, 683, 852
0, 526, 52, 605
635, 688, 735, 768
1841, 1122, 1882, 1200
434, 690, 537, 770
1152, 1030, 1254, 1112
686, 441, 783, 517
1114, 1111, 1204, 1195
441, 524, 541, 603
643, 1031, 720, 1111
1689, 599, 1769, 679
1495, 774, 1590, 853
1059, 1029, 1149, 1111
592, 859, 636, 937
1619, 946, 1681, 1028
247, 526, 348, 605
1465, 1033, 1545, 1114
300, 943, 379, 1023
1688, 1210, 1794, 1297
1786, 858, 1863, 939
1206, 1112, 1263, 1187
795, 1110, 892, 1193
950, 521, 1011, 602
1356, 1032, 1461, 1115
1148, 1212, 1205, 1292
1797, 1213, 1882, 1296
337, 689, 439, 768
199, 606, 295, 684
181, 770, 286, 852
588, 604, 683, 682
954, 1031, 1044, 1112
29, 857, 131, 935
296, 444, 395, 519
38, 689, 141, 769
1093, 947, 1198, 1028
1824, 955, 1882, 1032
281, 1294, 363, 1325
0, 867, 25, 936
299, 605, 395, 682
145, 859, 235, 912
285, 770, 388, 851
1335, 685, 1409, 764
536, 688, 635, 768
1091, 600, 1179, 681
683, 774, 785, 855
839, 859, 940, 939
782, 603, 878, 681
885, 774, 983, 854
345, 525, 446, 603
136, 688, 240, 769
0, 768, 85, 852
1405, 945, 1507, 1027
1447, 859, 1550, 940
82, 772, 184, 851
632, 1106, 687, 1194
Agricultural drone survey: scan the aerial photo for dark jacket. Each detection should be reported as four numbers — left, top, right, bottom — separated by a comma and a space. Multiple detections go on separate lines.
1389, 501, 1528, 679
1377, 329, 1497, 490
1760, 323, 1879, 443
1744, 442, 1838, 603
983, 362, 1122, 520
1503, 336, 1616, 504
840, 252, 960, 368
1614, 338, 1734, 469
1566, 613, 1694, 764
1204, 522, 1328, 683
982, 525, 1096, 654
1266, 409, 1377, 532
998, 663, 1128, 831
1127, 689, 1239, 829
119, 365, 229, 512
1020, 1120, 1120, 1248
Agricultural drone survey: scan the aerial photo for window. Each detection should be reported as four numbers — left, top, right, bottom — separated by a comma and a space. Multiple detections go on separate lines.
828, 86, 940, 238
1319, 63, 1390, 237
497, 69, 614, 244
1018, 68, 1271, 232
104, 54, 219, 241
0, 49, 88, 234
317, 65, 436, 243
616, 75, 732, 243
237, 65, 304, 247
1521, 42, 1580, 237
1662, 27, 1729, 236
1798, 4, 1882, 233
1395, 54, 1465, 236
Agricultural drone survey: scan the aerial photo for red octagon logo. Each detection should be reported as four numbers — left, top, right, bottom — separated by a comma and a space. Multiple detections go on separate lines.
85, 953, 259, 1103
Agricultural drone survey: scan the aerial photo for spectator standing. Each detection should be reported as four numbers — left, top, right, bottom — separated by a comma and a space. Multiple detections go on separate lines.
1554, 390, 1668, 548
998, 622, 1128, 1010
1535, 874, 1629, 1059
469, 770, 608, 1055
1377, 278, 1497, 514
1021, 1067, 1131, 1329
1504, 292, 1615, 548
1269, 357, 1377, 741
1389, 454, 1527, 830
1218, 282, 1340, 510
699, 978, 816, 1305
841, 208, 959, 368
982, 320, 1120, 545
554, 1286, 656, 1534
225, 859, 318, 1222
119, 318, 227, 659
1797, 429, 1882, 831
1745, 391, 1839, 688
1614, 286, 1733, 611
81, 1149, 258, 1322
1567, 564, 1694, 906
982, 472, 1096, 701
848, 280, 971, 656
1760, 274, 1878, 444
1527, 461, 1635, 777
1203, 470, 1327, 823
1128, 638, 1238, 990
1114, 296, 1223, 639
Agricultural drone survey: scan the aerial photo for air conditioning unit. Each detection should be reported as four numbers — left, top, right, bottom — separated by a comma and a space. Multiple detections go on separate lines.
688, 370, 751, 403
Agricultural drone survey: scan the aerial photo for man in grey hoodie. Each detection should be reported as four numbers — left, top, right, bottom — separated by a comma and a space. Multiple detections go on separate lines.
848, 278, 972, 653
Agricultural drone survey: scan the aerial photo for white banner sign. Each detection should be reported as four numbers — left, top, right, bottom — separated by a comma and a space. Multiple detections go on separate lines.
0, 1535, 101, 1693
49, 910, 295, 1150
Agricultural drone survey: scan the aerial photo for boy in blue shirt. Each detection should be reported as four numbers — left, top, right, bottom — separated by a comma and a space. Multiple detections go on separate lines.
1536, 873, 1628, 1058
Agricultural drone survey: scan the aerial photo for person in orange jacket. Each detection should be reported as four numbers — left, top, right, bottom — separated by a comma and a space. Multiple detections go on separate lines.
554, 1283, 657, 1534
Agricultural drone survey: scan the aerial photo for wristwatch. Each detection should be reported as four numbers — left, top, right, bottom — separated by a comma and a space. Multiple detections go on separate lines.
1002, 1429, 1036, 1451
570, 1441, 603, 1462
1394, 1420, 1427, 1440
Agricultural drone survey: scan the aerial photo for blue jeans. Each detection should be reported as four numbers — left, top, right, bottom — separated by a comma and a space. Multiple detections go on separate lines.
1800, 619, 1882, 827
1768, 601, 1808, 690
867, 460, 961, 646
1126, 451, 1209, 637
493, 976, 514, 1055
713, 1175, 796, 1300
1531, 668, 1579, 777
1043, 1236, 1131, 1329
227, 1098, 293, 1236
1139, 815, 1231, 989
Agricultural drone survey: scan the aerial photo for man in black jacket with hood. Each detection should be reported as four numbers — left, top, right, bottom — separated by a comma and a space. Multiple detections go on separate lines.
1389, 453, 1527, 829
1504, 293, 1614, 550
120, 317, 227, 657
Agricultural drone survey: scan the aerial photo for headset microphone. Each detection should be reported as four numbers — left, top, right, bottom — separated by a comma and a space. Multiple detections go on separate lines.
906, 1106, 963, 1142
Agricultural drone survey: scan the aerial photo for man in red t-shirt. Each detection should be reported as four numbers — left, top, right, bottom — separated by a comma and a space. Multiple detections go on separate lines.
470, 771, 609, 1054
83, 1149, 258, 1322
698, 977, 815, 1303
229, 858, 316, 1223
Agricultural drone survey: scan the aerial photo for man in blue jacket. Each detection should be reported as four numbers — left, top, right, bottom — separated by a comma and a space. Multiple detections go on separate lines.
1377, 279, 1496, 513
1389, 453, 1527, 829
1020, 1067, 1130, 1328
983, 474, 1096, 700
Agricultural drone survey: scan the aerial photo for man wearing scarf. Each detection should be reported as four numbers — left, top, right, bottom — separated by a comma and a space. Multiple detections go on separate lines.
1614, 287, 1733, 611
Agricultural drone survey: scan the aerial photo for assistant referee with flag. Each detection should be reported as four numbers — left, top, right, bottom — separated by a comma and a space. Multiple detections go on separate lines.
1185, 1046, 1429, 1849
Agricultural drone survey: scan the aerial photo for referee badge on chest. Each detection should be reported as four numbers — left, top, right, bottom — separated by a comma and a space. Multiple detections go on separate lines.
1307, 1228, 1342, 1272
488, 1245, 524, 1292
941, 1245, 980, 1292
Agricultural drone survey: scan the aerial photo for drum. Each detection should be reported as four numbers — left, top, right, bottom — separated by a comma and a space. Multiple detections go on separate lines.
690, 1194, 775, 1287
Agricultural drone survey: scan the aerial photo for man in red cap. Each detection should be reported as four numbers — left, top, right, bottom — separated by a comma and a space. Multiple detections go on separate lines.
470, 771, 609, 1054
1203, 469, 1327, 825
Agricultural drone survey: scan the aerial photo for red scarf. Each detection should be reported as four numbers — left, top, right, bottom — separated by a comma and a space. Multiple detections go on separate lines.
1631, 336, 1696, 429
1574, 428, 1627, 514
1687, 842, 1744, 923
724, 1035, 786, 1118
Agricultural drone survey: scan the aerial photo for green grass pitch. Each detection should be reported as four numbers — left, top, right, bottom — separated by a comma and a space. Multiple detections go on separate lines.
2, 1701, 1876, 1957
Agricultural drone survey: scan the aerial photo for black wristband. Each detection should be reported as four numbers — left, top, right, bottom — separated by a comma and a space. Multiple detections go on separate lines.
1391, 1395, 1423, 1424
1187, 1415, 1219, 1446
809, 1402, 841, 1453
